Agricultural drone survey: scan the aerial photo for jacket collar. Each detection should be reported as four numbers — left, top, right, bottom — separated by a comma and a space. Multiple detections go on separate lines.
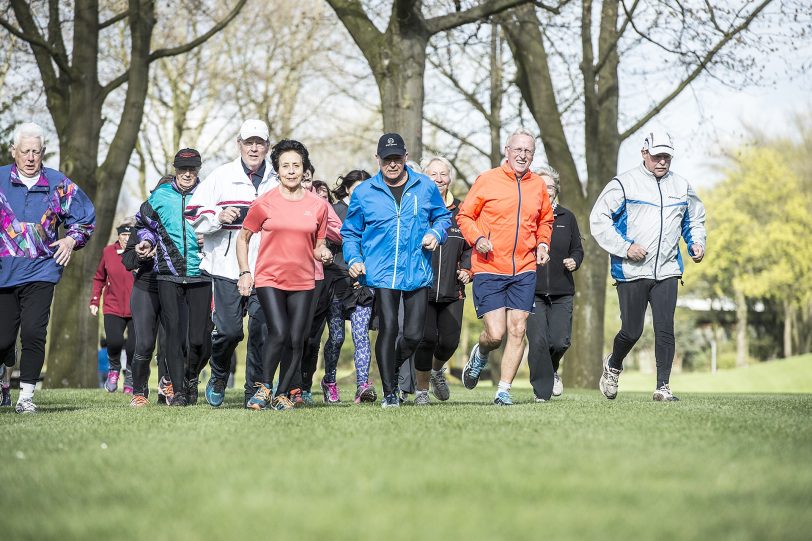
10, 164, 50, 190
638, 162, 672, 183
370, 166, 422, 193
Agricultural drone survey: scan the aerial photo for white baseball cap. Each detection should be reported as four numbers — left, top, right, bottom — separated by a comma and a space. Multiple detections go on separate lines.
642, 129, 675, 157
239, 119, 269, 141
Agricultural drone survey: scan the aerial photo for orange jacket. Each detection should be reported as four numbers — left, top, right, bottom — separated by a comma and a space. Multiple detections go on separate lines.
457, 162, 553, 276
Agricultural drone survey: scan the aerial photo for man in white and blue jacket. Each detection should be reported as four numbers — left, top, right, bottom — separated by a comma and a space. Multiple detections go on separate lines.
590, 128, 706, 402
342, 133, 451, 408
0, 123, 96, 413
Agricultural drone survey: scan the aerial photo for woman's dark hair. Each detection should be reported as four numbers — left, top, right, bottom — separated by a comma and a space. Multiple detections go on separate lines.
333, 169, 371, 200
311, 180, 334, 203
150, 175, 174, 193
270, 139, 311, 174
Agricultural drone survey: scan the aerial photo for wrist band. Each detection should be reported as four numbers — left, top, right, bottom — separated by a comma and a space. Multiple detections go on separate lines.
239, 270, 251, 277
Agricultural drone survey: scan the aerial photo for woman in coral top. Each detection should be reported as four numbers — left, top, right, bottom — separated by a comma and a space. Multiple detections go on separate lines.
236, 139, 333, 411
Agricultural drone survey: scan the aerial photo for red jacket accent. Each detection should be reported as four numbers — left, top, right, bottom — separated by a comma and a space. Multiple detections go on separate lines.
89, 241, 134, 317
457, 162, 553, 276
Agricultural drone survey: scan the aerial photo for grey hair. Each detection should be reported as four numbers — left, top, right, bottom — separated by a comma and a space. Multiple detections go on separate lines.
405, 160, 422, 172
506, 127, 537, 146
420, 155, 455, 183
536, 164, 560, 193
118, 216, 137, 229
13, 122, 46, 148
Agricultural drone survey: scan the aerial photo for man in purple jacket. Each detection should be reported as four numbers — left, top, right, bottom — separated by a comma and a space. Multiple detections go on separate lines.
0, 122, 96, 413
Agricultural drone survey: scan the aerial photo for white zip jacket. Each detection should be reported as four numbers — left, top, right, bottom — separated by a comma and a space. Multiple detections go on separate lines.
187, 157, 278, 280
589, 163, 706, 282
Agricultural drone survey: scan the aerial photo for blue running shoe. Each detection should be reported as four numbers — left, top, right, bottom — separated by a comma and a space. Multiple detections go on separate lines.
301, 390, 315, 405
381, 393, 400, 408
493, 390, 513, 406
205, 376, 226, 408
463, 344, 487, 389
247, 383, 271, 410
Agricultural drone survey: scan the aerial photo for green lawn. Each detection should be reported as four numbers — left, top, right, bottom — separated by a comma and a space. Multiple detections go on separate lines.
1, 386, 811, 541
618, 354, 812, 393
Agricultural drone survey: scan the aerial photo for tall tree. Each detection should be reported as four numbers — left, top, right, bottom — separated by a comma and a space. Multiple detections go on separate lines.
324, 0, 543, 162
0, 0, 247, 386
498, 0, 795, 386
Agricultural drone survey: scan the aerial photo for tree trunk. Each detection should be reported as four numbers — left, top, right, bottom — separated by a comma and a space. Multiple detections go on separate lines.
735, 288, 748, 367
783, 300, 792, 359
489, 24, 503, 168
374, 33, 428, 162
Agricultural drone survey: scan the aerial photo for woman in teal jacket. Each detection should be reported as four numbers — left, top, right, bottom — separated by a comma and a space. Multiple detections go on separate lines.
135, 149, 211, 406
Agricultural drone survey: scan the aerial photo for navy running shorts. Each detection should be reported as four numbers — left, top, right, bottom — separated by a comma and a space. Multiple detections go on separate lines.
472, 272, 536, 318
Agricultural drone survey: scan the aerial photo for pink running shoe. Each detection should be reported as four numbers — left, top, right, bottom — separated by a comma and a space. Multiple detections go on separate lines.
104, 370, 119, 393
123, 386, 133, 395
320, 377, 340, 404
354, 382, 377, 404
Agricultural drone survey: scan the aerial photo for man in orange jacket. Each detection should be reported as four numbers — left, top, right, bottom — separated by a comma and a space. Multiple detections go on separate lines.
457, 128, 554, 405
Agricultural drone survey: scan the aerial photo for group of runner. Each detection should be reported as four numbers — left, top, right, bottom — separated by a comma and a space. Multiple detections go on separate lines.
1, 119, 705, 413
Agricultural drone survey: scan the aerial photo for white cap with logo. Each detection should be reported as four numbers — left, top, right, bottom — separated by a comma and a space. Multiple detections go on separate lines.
239, 119, 269, 141
642, 129, 675, 157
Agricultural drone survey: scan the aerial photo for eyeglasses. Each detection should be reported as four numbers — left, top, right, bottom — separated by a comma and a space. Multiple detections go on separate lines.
16, 148, 43, 157
507, 147, 534, 157
646, 152, 672, 163
240, 140, 268, 149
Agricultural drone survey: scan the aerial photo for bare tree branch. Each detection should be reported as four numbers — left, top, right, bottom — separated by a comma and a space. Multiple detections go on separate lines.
425, 116, 490, 160
0, 6, 72, 78
149, 0, 247, 61
100, 10, 130, 30
620, 0, 773, 140
426, 0, 532, 34
593, 0, 639, 74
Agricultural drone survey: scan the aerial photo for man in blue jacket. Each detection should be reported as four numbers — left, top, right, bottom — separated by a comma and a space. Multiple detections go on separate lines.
341, 133, 451, 407
0, 122, 96, 413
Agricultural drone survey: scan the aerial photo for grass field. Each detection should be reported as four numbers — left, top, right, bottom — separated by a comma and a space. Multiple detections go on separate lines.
618, 353, 812, 393
2, 382, 811, 541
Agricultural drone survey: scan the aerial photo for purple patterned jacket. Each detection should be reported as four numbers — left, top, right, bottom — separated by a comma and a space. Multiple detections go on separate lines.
0, 164, 96, 287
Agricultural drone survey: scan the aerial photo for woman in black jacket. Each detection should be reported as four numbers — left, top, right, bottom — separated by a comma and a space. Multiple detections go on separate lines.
413, 156, 472, 405
526, 165, 584, 401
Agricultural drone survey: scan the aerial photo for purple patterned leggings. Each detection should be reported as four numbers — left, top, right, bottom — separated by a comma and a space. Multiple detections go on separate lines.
323, 298, 372, 386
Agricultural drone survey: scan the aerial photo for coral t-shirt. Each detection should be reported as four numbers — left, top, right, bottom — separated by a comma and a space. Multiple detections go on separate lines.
243, 188, 329, 290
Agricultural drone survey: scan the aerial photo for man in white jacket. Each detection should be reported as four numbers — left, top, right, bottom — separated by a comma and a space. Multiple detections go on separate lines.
590, 128, 706, 402
188, 119, 278, 407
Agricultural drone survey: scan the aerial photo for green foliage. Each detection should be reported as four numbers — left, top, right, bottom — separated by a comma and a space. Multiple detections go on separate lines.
697, 146, 812, 305
1, 387, 811, 540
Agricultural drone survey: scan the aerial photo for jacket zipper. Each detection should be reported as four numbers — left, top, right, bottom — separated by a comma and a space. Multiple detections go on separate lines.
223, 231, 232, 257
181, 191, 188, 280
655, 180, 664, 280
512, 176, 522, 276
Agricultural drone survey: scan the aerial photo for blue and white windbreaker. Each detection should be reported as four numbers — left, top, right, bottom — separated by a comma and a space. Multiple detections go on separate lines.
589, 164, 706, 282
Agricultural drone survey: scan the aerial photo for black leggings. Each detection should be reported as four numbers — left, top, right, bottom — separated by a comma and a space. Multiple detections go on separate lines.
610, 278, 678, 387
0, 282, 54, 385
414, 299, 464, 371
301, 278, 332, 392
103, 314, 134, 373
256, 286, 314, 396
374, 288, 428, 396
158, 280, 212, 394
130, 286, 178, 396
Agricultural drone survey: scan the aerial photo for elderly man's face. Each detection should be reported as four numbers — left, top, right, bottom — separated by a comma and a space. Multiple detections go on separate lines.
12, 136, 44, 177
642, 150, 672, 178
377, 154, 407, 184
505, 134, 535, 177
175, 167, 199, 192
239, 136, 269, 171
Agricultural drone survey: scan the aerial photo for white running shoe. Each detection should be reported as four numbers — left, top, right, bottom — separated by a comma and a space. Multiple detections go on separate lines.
653, 384, 679, 402
599, 354, 621, 400
552, 373, 563, 397
15, 397, 37, 414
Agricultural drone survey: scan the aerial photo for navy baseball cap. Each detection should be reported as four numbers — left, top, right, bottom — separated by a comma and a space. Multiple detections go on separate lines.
377, 133, 407, 158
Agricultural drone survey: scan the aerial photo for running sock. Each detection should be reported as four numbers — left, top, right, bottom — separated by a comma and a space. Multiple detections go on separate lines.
477, 348, 490, 364
430, 368, 442, 376
19, 383, 35, 401
497, 381, 511, 396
